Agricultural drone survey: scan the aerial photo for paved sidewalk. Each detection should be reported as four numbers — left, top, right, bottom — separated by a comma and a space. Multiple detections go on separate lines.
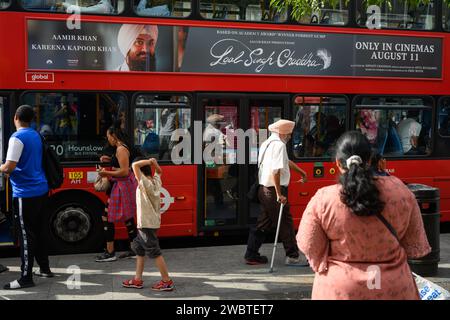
0, 234, 449, 300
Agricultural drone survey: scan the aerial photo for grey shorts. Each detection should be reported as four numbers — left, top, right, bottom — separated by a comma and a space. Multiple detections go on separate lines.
131, 228, 162, 258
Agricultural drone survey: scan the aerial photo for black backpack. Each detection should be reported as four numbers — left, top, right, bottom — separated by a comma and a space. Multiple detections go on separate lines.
40, 134, 64, 189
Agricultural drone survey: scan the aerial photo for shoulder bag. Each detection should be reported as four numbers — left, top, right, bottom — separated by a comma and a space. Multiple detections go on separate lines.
374, 212, 450, 300
247, 140, 275, 203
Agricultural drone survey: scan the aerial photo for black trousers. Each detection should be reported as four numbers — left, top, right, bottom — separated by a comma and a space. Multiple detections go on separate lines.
245, 186, 299, 259
13, 193, 50, 282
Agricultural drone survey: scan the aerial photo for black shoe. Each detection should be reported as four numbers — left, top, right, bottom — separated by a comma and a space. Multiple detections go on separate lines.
34, 269, 55, 278
118, 251, 136, 259
245, 255, 268, 265
3, 279, 35, 290
95, 251, 117, 262
0, 264, 8, 274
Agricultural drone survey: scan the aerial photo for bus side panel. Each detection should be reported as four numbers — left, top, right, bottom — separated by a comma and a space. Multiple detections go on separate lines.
58, 166, 197, 239
289, 162, 340, 229
158, 165, 197, 238
290, 160, 450, 225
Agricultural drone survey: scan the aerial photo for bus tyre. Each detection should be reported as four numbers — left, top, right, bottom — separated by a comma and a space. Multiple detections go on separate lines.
47, 194, 104, 255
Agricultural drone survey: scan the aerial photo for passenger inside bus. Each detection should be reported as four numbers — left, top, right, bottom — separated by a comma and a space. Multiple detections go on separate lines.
158, 108, 177, 160
55, 0, 115, 13
397, 109, 422, 155
204, 113, 228, 207
135, 0, 171, 16
54, 96, 78, 137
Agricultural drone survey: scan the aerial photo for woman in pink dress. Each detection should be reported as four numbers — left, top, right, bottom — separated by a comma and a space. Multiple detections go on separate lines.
297, 131, 431, 300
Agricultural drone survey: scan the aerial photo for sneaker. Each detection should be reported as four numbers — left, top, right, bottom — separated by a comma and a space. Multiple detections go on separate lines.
151, 279, 174, 291
34, 269, 55, 278
118, 251, 136, 259
285, 255, 309, 267
245, 255, 268, 265
122, 278, 144, 289
3, 279, 35, 290
95, 251, 117, 262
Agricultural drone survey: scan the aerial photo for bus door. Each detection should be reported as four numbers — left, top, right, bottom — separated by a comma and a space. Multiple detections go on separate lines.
198, 94, 286, 232
0, 93, 14, 247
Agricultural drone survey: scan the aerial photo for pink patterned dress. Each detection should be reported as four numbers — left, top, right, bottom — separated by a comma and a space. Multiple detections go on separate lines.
297, 175, 431, 300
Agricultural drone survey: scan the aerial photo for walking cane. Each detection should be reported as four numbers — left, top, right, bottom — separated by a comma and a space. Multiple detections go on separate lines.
269, 202, 284, 273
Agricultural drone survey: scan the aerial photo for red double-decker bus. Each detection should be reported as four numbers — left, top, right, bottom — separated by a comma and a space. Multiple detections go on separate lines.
1, 0, 450, 254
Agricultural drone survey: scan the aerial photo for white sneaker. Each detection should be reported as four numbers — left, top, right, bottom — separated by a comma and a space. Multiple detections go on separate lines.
285, 254, 309, 267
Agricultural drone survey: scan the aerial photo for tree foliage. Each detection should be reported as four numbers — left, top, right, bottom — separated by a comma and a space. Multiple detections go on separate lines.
269, 0, 438, 21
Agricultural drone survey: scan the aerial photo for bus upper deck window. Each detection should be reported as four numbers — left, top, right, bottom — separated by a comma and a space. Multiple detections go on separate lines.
134, 0, 191, 17
443, 2, 450, 30
20, 0, 125, 14
356, 0, 435, 30
199, 0, 287, 22
0, 0, 11, 9
297, 3, 349, 26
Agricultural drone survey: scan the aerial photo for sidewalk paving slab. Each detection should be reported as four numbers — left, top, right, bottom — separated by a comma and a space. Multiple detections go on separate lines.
0, 234, 449, 300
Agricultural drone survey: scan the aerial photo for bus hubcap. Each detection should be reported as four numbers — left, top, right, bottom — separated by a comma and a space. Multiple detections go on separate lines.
53, 207, 91, 243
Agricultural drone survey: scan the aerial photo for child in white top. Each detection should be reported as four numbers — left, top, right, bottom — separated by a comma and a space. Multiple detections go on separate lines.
122, 157, 174, 291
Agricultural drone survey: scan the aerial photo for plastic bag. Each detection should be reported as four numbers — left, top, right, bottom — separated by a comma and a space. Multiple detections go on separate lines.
413, 272, 450, 300
94, 174, 110, 192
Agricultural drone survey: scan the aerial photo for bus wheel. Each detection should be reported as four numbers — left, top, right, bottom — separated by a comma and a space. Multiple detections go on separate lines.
47, 193, 104, 255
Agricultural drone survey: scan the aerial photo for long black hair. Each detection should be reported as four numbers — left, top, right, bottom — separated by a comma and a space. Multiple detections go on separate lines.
335, 131, 385, 216
107, 121, 144, 161
107, 121, 130, 146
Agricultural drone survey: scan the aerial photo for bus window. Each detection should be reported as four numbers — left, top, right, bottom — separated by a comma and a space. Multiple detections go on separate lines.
20, 0, 125, 14
292, 96, 347, 159
438, 98, 450, 137
199, 0, 287, 22
297, 2, 349, 26
22, 92, 126, 162
0, 0, 10, 9
356, 0, 435, 30
134, 0, 191, 18
443, 1, 450, 30
353, 96, 433, 156
134, 94, 191, 162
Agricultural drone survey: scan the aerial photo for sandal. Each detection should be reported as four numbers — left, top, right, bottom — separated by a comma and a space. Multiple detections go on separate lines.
3, 279, 35, 290
122, 278, 143, 289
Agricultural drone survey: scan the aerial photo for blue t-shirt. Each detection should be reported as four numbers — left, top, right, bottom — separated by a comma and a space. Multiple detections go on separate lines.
6, 127, 49, 198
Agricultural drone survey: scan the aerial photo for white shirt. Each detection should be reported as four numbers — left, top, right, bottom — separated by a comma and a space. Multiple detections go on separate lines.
258, 133, 290, 187
397, 118, 422, 153
63, 0, 114, 14
203, 124, 226, 147
6, 137, 24, 162
136, 173, 162, 229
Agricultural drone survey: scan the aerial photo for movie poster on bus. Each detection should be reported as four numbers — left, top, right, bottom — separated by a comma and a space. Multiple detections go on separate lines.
179, 27, 442, 79
27, 19, 442, 79
27, 20, 174, 72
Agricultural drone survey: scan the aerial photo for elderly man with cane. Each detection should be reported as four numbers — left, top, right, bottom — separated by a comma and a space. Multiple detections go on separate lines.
244, 119, 309, 266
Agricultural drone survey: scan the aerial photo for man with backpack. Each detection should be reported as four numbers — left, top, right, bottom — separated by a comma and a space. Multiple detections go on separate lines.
0, 105, 54, 289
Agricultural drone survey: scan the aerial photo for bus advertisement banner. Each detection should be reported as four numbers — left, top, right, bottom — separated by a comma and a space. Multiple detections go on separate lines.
27, 19, 442, 79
